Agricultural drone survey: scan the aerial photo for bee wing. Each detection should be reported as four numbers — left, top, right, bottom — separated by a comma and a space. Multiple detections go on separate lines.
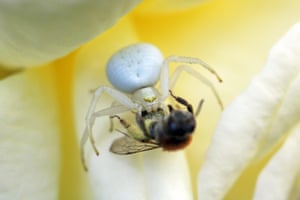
110, 136, 160, 155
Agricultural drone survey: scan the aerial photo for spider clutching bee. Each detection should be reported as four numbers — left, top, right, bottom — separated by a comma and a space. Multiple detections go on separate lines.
109, 90, 205, 155
81, 43, 223, 171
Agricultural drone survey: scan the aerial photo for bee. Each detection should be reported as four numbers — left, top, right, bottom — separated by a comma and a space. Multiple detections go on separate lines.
81, 43, 223, 171
110, 90, 204, 154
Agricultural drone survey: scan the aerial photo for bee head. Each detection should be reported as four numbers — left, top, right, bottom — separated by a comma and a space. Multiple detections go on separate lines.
167, 110, 196, 138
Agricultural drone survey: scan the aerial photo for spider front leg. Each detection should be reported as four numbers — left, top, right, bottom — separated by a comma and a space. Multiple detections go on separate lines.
81, 105, 135, 171
169, 65, 223, 110
81, 86, 137, 171
159, 55, 223, 110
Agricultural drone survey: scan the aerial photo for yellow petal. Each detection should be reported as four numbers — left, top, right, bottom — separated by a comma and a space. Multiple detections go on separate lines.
0, 0, 142, 68
0, 66, 60, 199
135, 0, 206, 14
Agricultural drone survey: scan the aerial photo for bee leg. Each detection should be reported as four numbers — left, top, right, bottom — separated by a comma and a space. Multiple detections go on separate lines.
110, 115, 147, 141
110, 115, 130, 129
108, 101, 122, 132
167, 104, 174, 112
135, 113, 150, 137
195, 99, 205, 117
169, 90, 194, 114
109, 117, 115, 132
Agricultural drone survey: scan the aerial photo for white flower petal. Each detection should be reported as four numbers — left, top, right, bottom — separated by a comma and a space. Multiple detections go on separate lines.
88, 134, 146, 200
258, 66, 300, 157
0, 0, 141, 68
198, 23, 300, 200
253, 123, 300, 200
0, 67, 60, 199
143, 151, 193, 200
86, 139, 193, 200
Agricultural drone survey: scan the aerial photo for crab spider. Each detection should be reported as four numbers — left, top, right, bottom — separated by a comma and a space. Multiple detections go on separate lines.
81, 43, 223, 171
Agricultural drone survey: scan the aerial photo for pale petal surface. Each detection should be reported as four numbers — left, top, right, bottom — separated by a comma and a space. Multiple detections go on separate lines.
198, 23, 300, 200
0, 67, 60, 200
143, 151, 193, 200
253, 123, 300, 200
0, 0, 141, 68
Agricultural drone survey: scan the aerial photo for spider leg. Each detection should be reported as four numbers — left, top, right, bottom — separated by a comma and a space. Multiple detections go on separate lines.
160, 56, 222, 104
81, 86, 137, 171
169, 64, 223, 110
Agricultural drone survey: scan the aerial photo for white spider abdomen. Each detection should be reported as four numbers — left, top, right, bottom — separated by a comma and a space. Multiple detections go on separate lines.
106, 43, 164, 93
